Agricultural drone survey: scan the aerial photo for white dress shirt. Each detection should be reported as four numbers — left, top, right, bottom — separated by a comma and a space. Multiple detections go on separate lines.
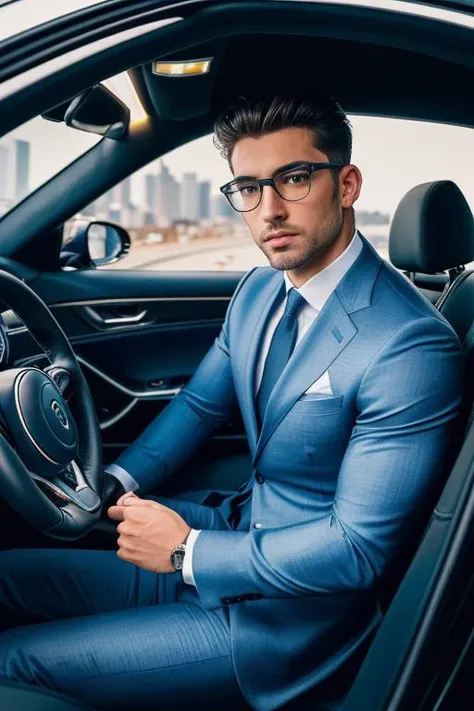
107, 231, 363, 587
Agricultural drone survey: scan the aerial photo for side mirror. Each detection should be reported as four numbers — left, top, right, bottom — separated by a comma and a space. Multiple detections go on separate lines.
60, 220, 131, 269
42, 84, 130, 140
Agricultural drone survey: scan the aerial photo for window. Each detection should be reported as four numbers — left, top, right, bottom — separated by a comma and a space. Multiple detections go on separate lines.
67, 116, 474, 272
0, 116, 100, 218
0, 72, 144, 221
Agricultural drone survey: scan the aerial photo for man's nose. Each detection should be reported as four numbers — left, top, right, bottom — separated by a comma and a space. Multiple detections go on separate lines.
260, 185, 288, 223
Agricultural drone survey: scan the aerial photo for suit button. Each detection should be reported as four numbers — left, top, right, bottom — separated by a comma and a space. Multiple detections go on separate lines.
255, 472, 265, 484
254, 522, 263, 529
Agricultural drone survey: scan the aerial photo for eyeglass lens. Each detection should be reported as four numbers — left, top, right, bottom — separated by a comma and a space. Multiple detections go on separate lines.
227, 168, 312, 212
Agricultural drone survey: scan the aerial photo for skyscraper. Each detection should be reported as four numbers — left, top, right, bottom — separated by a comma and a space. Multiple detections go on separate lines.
156, 161, 181, 225
198, 181, 211, 220
107, 184, 122, 223
15, 139, 30, 202
120, 177, 132, 209
181, 172, 199, 222
145, 174, 156, 206
212, 193, 236, 221
144, 174, 157, 225
168, 178, 181, 223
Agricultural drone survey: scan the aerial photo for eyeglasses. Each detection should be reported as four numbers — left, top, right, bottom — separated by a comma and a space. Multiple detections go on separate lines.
220, 162, 345, 213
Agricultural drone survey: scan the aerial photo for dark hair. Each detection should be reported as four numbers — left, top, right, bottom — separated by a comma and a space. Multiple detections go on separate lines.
214, 94, 352, 169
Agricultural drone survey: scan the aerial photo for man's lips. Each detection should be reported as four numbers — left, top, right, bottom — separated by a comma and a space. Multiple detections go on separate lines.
264, 232, 299, 248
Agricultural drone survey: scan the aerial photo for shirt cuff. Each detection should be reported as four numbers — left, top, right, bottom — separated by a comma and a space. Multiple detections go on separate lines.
105, 463, 139, 493
182, 529, 201, 587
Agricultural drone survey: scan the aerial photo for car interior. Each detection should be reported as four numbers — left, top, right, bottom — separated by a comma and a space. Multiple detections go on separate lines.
0, 1, 473, 709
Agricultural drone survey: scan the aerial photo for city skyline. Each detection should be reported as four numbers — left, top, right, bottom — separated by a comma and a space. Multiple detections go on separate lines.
84, 159, 237, 229
0, 130, 236, 227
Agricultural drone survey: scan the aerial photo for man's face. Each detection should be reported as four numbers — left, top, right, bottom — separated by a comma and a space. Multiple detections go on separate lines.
230, 127, 359, 283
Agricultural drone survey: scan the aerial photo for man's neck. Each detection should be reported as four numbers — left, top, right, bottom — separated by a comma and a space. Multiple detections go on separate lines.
287, 224, 356, 289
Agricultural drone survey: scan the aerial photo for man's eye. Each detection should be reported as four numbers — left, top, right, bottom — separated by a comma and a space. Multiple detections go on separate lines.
238, 183, 258, 195
282, 172, 309, 185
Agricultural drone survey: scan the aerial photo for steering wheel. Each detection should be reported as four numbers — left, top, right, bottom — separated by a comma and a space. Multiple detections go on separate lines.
0, 269, 103, 539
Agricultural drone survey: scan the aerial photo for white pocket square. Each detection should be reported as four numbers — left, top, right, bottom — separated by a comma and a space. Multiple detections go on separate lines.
304, 370, 333, 395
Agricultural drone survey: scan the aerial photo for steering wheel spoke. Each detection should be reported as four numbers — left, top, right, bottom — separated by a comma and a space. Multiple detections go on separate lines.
44, 365, 73, 399
31, 461, 101, 513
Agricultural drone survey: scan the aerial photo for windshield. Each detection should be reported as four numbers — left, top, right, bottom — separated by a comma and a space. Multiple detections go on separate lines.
0, 116, 100, 217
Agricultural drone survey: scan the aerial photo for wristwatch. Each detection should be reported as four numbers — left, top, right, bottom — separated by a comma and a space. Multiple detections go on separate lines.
170, 543, 186, 571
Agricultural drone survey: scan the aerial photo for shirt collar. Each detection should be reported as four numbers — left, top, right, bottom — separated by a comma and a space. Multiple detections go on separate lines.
283, 230, 363, 312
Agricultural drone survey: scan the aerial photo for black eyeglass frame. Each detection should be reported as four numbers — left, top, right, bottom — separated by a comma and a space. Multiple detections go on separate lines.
219, 162, 345, 213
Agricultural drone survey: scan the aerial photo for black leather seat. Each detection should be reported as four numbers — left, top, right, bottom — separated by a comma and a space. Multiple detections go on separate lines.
341, 185, 474, 709
389, 179, 474, 421
389, 179, 474, 331
377, 180, 474, 606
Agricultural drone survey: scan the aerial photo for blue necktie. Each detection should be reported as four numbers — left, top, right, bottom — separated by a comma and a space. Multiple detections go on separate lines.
256, 287, 306, 428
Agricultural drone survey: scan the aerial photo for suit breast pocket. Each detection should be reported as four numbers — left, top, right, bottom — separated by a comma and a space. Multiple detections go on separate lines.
289, 394, 348, 465
291, 393, 344, 415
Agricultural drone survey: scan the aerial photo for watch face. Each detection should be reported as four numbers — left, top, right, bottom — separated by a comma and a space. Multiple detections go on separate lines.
171, 545, 186, 571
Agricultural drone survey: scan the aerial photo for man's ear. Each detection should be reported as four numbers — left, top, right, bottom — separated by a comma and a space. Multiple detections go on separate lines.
340, 164, 362, 209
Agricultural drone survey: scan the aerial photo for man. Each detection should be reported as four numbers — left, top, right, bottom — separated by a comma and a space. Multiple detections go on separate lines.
0, 94, 463, 711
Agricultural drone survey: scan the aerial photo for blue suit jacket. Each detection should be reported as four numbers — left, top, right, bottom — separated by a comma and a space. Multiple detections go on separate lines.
116, 236, 463, 710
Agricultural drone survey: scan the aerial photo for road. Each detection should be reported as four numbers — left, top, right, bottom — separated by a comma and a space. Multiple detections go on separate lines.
143, 239, 269, 271
108, 235, 268, 272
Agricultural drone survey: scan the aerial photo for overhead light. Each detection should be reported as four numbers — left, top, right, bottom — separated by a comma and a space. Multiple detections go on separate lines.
152, 58, 213, 77
102, 71, 147, 122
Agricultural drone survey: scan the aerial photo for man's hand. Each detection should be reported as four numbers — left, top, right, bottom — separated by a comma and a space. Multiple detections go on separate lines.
108, 493, 191, 573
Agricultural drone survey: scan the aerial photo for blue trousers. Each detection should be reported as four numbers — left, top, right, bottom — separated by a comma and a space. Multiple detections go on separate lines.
0, 496, 248, 711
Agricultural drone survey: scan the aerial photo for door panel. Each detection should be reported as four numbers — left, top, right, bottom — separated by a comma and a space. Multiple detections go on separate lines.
71, 319, 223, 393
7, 268, 252, 494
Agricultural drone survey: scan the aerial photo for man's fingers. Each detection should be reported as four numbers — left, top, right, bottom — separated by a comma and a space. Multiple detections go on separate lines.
117, 545, 142, 567
107, 505, 126, 521
116, 491, 137, 506
117, 535, 134, 549
117, 521, 135, 536
123, 496, 161, 508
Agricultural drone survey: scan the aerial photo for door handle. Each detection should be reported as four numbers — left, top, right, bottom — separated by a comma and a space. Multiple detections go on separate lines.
82, 305, 149, 328
102, 309, 147, 324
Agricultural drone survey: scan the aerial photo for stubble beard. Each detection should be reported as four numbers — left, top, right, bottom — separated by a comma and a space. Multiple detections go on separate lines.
262, 210, 344, 273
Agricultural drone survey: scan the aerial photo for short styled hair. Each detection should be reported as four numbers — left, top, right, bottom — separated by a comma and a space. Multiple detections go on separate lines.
213, 93, 352, 169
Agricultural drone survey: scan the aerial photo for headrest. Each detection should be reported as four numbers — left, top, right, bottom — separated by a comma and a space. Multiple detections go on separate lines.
389, 180, 474, 273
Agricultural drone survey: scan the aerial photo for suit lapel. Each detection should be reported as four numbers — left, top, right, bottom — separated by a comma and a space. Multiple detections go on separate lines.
252, 235, 382, 464
242, 272, 284, 449
253, 292, 356, 463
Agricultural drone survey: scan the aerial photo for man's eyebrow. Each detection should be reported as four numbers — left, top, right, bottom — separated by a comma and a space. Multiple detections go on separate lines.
271, 161, 309, 176
233, 161, 310, 182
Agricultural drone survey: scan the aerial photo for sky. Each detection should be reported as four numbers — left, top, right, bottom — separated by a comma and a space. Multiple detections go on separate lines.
1, 0, 473, 217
